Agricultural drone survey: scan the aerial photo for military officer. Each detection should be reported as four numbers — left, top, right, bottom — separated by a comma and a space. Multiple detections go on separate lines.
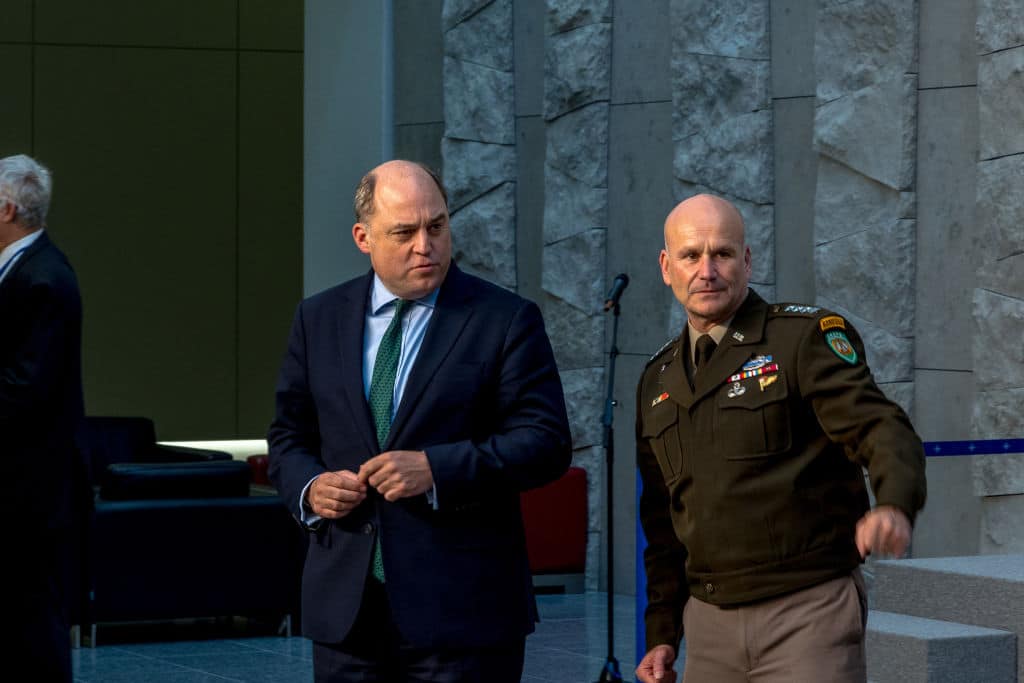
634, 194, 927, 683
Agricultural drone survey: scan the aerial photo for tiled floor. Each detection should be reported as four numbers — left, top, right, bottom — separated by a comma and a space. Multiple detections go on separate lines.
72, 592, 640, 683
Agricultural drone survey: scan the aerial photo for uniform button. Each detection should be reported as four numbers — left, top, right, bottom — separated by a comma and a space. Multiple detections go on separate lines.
705, 582, 715, 594
361, 522, 375, 535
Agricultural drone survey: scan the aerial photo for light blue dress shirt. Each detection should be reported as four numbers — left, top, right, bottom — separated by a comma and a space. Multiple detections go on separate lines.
300, 275, 439, 522
362, 275, 439, 413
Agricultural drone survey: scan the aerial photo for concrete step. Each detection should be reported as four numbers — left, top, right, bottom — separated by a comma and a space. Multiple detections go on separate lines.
871, 554, 1024, 681
867, 610, 1016, 683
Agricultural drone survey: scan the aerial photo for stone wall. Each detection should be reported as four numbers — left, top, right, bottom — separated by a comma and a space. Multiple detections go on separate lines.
428, 0, 1024, 592
813, 0, 918, 413
972, 0, 1024, 440
442, 0, 518, 289
542, 0, 613, 591
971, 0, 1024, 557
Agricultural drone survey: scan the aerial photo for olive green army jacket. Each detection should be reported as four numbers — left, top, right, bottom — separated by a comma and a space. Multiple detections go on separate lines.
636, 289, 926, 651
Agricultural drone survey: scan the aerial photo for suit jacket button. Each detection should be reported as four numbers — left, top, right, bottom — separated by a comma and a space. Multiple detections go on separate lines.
361, 522, 374, 535
705, 582, 715, 594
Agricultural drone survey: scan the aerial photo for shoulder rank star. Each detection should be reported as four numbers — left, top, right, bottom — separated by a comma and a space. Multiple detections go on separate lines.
651, 392, 669, 407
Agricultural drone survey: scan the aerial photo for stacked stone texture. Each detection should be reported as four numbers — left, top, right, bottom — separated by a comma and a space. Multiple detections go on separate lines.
670, 0, 775, 312
973, 0, 1024, 440
972, 0, 1024, 559
812, 0, 918, 414
441, 0, 517, 289
543, 0, 612, 591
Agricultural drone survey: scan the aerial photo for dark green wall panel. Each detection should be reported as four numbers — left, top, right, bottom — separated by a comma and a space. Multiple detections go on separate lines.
0, 0, 33, 42
0, 45, 33, 155
35, 0, 236, 48
16, 1, 304, 440
237, 51, 303, 437
35, 46, 238, 439
240, 0, 303, 51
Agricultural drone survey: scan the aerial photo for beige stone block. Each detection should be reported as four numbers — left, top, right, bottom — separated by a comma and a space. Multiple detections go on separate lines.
980, 494, 1024, 554
814, 74, 917, 191
978, 47, 1024, 160
450, 182, 517, 289
544, 23, 612, 120
973, 453, 1024, 497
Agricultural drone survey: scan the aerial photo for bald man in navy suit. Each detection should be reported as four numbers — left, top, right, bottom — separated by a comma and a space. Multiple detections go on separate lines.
1, 154, 84, 682
268, 160, 572, 682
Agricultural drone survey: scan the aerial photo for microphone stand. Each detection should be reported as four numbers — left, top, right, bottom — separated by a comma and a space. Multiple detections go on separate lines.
596, 297, 625, 683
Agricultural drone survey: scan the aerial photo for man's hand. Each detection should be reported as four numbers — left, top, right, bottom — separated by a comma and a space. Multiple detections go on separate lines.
635, 644, 677, 683
306, 470, 367, 519
359, 450, 434, 502
856, 504, 911, 558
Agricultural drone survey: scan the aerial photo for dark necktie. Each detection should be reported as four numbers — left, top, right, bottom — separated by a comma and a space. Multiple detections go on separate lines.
694, 334, 717, 374
367, 298, 411, 582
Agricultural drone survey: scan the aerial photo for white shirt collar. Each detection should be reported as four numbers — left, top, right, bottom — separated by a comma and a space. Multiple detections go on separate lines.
0, 228, 43, 261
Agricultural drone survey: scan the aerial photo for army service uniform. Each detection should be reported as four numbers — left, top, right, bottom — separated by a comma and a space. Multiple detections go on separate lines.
636, 289, 927, 661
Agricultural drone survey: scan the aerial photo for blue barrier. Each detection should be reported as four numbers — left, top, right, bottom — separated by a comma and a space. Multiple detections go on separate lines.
633, 438, 1023, 667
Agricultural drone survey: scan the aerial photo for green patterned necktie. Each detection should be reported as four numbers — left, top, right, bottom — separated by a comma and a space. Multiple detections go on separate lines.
367, 298, 411, 582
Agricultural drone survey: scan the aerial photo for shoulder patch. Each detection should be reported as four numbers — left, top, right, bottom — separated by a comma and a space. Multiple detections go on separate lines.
819, 315, 846, 332
770, 303, 821, 316
825, 330, 858, 364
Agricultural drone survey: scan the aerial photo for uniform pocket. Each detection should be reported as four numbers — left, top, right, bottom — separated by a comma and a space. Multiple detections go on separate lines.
641, 403, 683, 479
715, 371, 792, 459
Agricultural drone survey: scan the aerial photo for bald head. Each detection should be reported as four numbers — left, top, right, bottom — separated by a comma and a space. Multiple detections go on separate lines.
664, 194, 745, 246
354, 160, 447, 224
660, 193, 751, 331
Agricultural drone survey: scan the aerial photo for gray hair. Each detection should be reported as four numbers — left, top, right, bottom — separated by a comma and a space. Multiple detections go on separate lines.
353, 161, 448, 224
0, 154, 53, 229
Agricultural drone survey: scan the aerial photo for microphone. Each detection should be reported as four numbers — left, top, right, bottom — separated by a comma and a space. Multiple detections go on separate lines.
603, 273, 629, 311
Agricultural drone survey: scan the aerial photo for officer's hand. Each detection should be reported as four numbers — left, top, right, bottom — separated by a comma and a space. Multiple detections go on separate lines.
856, 504, 911, 558
635, 644, 677, 683
306, 470, 367, 519
359, 450, 434, 502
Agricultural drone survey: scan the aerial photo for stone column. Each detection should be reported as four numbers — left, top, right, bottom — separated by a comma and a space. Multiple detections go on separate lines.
441, 0, 517, 289
971, 0, 1024, 555
972, 0, 1024, 439
542, 0, 612, 591
812, 0, 918, 413
670, 0, 775, 324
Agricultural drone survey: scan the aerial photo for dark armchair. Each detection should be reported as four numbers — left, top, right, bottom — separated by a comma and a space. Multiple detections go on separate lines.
74, 417, 304, 646
78, 415, 232, 485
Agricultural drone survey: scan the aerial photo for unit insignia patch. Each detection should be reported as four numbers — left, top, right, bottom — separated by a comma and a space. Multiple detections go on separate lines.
825, 330, 858, 364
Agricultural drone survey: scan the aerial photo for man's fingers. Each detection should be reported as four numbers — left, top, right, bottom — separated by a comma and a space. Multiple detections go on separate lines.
635, 645, 676, 683
857, 507, 911, 558
311, 470, 367, 518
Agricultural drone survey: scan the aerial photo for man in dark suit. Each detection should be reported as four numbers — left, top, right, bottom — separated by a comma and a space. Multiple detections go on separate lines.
268, 159, 572, 682
0, 154, 84, 682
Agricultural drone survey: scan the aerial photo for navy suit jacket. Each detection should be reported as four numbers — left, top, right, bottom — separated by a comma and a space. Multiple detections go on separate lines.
0, 232, 84, 538
268, 263, 572, 648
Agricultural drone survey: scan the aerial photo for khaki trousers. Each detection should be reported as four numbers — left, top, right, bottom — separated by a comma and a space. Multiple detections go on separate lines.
682, 570, 867, 683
